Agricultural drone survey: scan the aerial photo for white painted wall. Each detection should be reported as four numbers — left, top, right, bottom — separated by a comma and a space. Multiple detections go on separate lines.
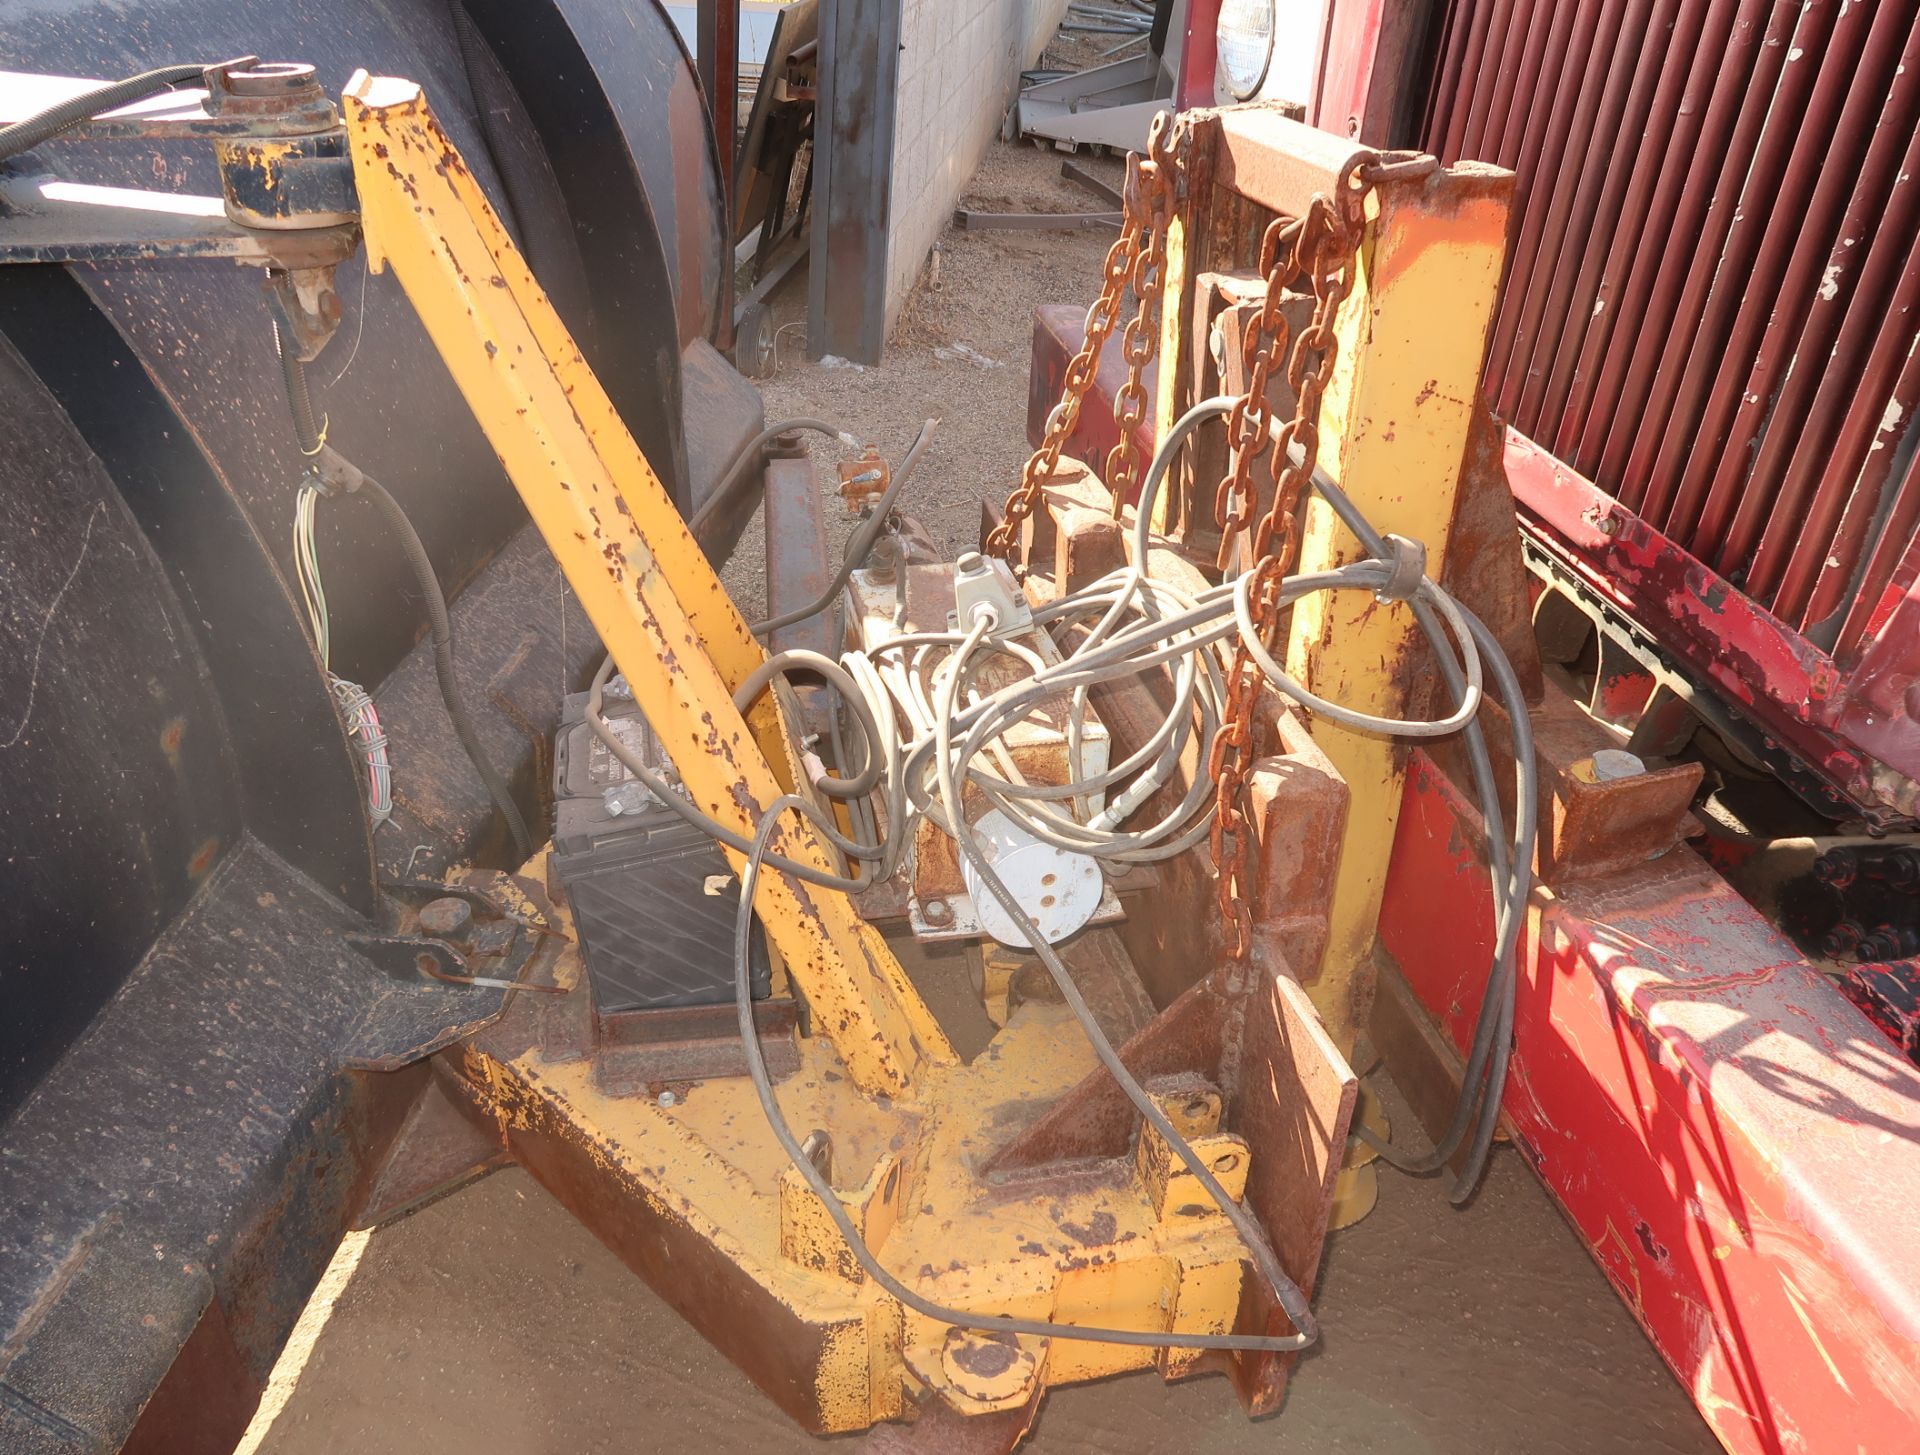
885, 0, 1072, 331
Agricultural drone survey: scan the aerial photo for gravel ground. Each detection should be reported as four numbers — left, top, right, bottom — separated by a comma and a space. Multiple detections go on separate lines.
723, 137, 1124, 617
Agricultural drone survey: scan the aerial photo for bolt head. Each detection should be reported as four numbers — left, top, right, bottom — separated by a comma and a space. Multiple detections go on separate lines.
1589, 748, 1645, 781
922, 898, 952, 925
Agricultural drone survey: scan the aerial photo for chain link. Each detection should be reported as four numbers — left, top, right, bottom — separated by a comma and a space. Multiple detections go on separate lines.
1104, 117, 1179, 514
1210, 155, 1375, 958
989, 130, 1383, 959
989, 113, 1182, 559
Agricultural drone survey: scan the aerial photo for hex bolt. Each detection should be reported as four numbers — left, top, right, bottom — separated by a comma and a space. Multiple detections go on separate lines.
657, 1089, 679, 1108
1814, 850, 1858, 889
922, 898, 953, 926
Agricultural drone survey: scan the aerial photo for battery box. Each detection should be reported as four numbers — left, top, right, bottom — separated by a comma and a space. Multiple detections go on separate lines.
550, 687, 771, 1012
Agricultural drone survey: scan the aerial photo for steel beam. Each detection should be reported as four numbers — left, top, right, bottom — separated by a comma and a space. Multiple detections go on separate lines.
1280, 142, 1514, 1049
808, 0, 898, 364
1380, 747, 1920, 1455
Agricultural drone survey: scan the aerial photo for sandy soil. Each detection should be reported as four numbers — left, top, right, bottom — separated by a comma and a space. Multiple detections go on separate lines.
250, 93, 1720, 1455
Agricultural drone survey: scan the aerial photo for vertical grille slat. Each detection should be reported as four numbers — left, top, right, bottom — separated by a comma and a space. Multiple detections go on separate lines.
1766, 241, 1920, 623
1836, 453, 1920, 663
1553, 0, 1754, 472
1662, 0, 1905, 547
1532, 0, 1703, 442
1422, 0, 1920, 647
1438, 0, 1501, 160
1484, 0, 1551, 167
1484, 0, 1615, 403
1592, 0, 1799, 505
1516, 0, 1680, 441
1617, 0, 1840, 523
1458, 0, 1523, 162
1709, 9, 1920, 576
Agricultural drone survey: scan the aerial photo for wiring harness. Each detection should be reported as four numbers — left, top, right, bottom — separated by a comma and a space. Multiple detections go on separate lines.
586, 396, 1539, 1356
294, 473, 393, 829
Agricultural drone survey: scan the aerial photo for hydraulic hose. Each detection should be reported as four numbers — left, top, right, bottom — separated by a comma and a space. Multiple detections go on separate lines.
356, 473, 536, 862
0, 63, 214, 163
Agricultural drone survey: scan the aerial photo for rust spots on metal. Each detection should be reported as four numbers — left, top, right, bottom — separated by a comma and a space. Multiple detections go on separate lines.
949, 1334, 1021, 1379
1053, 1208, 1117, 1247
159, 716, 186, 769
188, 838, 221, 877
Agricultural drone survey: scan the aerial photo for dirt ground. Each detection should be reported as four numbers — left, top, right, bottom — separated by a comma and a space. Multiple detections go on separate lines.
725, 137, 1125, 621
249, 115, 1721, 1455
249, 1081, 1717, 1455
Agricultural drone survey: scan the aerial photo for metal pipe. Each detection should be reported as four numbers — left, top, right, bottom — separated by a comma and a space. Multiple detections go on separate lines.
1597, 0, 1809, 509
1704, 5, 1912, 564
1531, 0, 1696, 440
1649, 0, 1891, 543
1551, 0, 1749, 468
1513, 0, 1671, 439
1486, 0, 1623, 417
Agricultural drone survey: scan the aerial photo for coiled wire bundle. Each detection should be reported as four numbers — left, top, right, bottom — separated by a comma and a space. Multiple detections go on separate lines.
584, 398, 1539, 1358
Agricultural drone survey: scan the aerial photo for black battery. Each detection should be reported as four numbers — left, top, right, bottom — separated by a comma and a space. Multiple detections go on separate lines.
550, 687, 771, 1011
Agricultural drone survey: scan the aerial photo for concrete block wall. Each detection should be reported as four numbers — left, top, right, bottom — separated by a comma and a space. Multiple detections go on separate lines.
885, 0, 1071, 331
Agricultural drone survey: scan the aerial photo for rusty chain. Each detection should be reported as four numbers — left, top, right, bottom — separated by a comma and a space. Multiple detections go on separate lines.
987, 129, 1384, 957
1208, 154, 1375, 958
1103, 118, 1179, 514
988, 113, 1181, 559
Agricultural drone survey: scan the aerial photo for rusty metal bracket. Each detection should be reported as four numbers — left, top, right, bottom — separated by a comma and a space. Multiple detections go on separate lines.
0, 62, 361, 345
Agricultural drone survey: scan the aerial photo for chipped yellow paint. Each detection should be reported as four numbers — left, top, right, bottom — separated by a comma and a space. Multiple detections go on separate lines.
339, 74, 952, 1095
1283, 163, 1515, 1051
461, 941, 1253, 1433
1151, 200, 1192, 536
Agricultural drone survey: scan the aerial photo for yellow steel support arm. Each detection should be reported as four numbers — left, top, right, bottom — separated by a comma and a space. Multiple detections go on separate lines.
1281, 154, 1513, 1050
340, 73, 953, 1094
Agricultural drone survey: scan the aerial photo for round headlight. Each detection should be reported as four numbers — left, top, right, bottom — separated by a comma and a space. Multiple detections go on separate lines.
1216, 0, 1276, 101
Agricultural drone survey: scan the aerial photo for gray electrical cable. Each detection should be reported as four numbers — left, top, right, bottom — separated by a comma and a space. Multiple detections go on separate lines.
734, 799, 1315, 1353
749, 418, 940, 638
690, 417, 862, 544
